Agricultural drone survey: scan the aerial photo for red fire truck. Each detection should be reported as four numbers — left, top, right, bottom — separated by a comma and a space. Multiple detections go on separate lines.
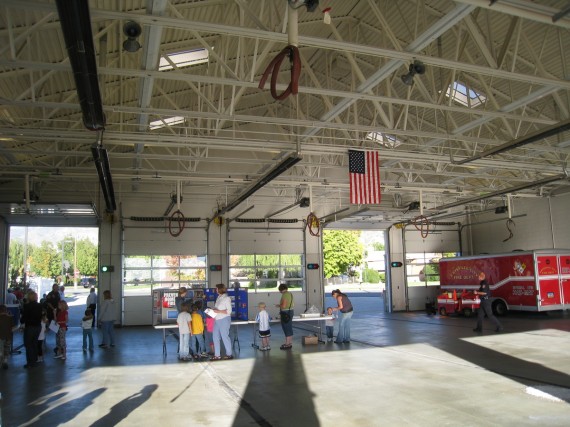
436, 289, 480, 317
439, 250, 570, 315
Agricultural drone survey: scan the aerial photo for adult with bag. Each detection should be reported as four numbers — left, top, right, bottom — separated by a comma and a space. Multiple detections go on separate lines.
276, 284, 294, 350
331, 289, 353, 343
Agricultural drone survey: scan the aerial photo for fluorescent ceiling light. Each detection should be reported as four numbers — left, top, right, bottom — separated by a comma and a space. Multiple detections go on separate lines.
445, 81, 486, 108
366, 131, 402, 148
149, 116, 185, 130
159, 48, 209, 71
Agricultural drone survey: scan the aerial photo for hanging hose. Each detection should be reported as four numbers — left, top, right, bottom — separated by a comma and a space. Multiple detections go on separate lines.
306, 212, 321, 237
503, 218, 515, 242
168, 209, 186, 237
258, 45, 301, 100
412, 215, 430, 238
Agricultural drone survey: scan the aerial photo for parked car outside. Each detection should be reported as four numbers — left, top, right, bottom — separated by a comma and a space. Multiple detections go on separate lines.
80, 277, 97, 288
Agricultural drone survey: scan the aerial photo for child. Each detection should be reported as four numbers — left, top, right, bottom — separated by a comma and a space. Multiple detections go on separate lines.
0, 304, 15, 369
176, 303, 192, 361
255, 302, 271, 351
325, 307, 337, 342
54, 300, 68, 360
82, 308, 94, 352
190, 304, 206, 358
205, 313, 215, 355
37, 311, 48, 362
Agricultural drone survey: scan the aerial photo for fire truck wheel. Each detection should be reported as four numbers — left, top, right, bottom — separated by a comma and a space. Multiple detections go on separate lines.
439, 307, 447, 316
462, 308, 472, 317
493, 300, 507, 316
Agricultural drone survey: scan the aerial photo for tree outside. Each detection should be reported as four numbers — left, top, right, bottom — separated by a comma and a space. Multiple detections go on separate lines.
322, 230, 363, 278
8, 227, 99, 286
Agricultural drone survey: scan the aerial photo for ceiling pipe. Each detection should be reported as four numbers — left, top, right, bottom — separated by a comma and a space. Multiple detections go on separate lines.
265, 197, 309, 219
55, 0, 105, 131
91, 140, 116, 212
436, 173, 568, 210
231, 205, 255, 220
321, 207, 350, 222
216, 153, 302, 216
24, 174, 31, 212
454, 118, 570, 165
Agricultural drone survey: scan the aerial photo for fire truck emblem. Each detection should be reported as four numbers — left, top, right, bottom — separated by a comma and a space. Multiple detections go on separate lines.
513, 260, 526, 275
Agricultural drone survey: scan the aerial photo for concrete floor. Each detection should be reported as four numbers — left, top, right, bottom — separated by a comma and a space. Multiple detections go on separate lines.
2, 295, 570, 426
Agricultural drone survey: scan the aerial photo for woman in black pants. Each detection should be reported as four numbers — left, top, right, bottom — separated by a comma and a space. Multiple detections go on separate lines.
276, 284, 294, 349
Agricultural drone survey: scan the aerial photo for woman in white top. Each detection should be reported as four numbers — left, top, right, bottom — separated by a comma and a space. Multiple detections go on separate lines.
210, 283, 233, 361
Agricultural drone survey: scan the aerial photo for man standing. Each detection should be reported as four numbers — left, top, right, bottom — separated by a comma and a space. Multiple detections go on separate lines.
44, 284, 60, 323
86, 287, 97, 328
473, 272, 503, 333
5, 289, 18, 305
20, 291, 43, 368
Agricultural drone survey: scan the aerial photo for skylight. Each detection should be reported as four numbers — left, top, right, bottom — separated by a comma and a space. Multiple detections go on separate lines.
446, 81, 486, 108
159, 48, 209, 71
366, 132, 402, 148
149, 116, 185, 130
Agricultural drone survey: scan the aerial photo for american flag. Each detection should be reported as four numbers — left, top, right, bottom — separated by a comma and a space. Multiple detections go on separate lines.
349, 149, 381, 205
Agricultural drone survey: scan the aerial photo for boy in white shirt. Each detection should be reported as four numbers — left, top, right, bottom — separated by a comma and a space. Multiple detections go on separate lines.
176, 303, 192, 360
255, 302, 271, 351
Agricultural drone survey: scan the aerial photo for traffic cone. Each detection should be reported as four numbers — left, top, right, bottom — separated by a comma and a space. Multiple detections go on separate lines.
452, 289, 457, 300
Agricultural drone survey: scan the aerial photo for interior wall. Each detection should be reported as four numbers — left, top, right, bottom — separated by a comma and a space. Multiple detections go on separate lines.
228, 225, 312, 319
469, 196, 570, 255
404, 226, 461, 311
114, 210, 321, 324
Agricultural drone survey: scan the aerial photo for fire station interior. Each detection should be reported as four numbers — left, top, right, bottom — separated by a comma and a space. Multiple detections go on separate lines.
1, 0, 570, 425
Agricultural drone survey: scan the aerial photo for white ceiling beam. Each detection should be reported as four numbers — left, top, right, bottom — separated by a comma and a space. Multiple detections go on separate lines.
1, 59, 556, 126
2, 127, 566, 176
3, 0, 569, 89
302, 4, 477, 138
453, 0, 570, 29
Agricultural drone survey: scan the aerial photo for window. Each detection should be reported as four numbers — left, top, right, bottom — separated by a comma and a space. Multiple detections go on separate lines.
123, 255, 207, 295
445, 82, 486, 108
406, 252, 458, 287
149, 116, 185, 130
229, 254, 304, 292
366, 131, 402, 148
159, 48, 209, 71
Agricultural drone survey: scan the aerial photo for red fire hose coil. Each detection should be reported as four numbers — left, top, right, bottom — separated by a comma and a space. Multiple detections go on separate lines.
258, 45, 301, 101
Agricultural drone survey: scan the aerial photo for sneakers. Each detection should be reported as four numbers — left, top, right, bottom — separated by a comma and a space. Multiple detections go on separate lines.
36, 357, 44, 363
54, 354, 63, 359
200, 352, 208, 358
260, 346, 268, 351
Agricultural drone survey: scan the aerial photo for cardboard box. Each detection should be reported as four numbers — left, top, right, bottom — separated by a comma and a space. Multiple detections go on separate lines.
302, 335, 318, 345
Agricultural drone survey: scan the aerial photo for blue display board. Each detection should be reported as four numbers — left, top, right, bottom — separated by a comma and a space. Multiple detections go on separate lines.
204, 288, 248, 320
